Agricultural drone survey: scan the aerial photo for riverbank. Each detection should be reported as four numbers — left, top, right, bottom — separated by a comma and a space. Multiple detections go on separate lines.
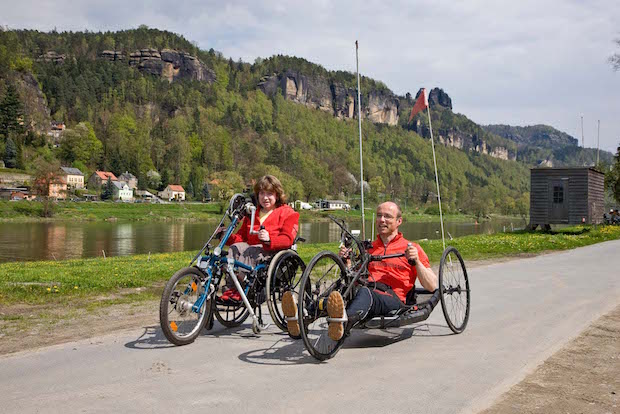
1, 225, 620, 355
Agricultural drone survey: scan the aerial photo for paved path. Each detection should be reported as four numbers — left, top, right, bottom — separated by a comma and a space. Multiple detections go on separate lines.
3, 240, 620, 414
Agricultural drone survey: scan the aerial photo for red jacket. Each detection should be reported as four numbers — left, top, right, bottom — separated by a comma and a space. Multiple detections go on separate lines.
226, 204, 300, 251
367, 232, 430, 302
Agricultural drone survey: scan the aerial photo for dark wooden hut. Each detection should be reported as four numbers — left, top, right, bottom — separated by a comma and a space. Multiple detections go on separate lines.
529, 167, 605, 229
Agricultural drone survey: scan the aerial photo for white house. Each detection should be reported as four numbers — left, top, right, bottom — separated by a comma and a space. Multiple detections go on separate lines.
292, 200, 313, 210
315, 199, 351, 211
112, 181, 133, 202
158, 184, 185, 201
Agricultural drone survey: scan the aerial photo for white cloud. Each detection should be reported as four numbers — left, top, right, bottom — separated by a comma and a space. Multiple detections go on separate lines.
1, 0, 619, 152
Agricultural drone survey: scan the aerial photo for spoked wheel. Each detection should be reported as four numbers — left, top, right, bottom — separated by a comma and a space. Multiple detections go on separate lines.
214, 285, 250, 328
266, 250, 306, 334
160, 267, 211, 346
438, 246, 470, 334
298, 251, 348, 361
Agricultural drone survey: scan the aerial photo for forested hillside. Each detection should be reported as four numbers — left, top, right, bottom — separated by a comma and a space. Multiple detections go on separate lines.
0, 26, 550, 216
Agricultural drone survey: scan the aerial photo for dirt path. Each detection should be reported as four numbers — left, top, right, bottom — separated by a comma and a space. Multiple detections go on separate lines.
480, 303, 620, 414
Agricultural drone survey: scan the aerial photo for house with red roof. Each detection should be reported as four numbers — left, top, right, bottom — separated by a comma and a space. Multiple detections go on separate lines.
87, 171, 118, 190
158, 184, 185, 201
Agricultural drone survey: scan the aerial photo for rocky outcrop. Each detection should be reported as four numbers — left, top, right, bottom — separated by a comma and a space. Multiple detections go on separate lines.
258, 71, 399, 125
429, 88, 452, 110
37, 51, 66, 63
125, 48, 216, 83
366, 90, 399, 125
14, 73, 51, 135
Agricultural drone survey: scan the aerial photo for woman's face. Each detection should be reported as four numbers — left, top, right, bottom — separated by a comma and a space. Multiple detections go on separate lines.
258, 190, 277, 211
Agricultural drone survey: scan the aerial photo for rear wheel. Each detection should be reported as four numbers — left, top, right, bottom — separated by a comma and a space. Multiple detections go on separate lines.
438, 246, 470, 333
266, 250, 306, 334
214, 278, 250, 328
159, 267, 210, 346
298, 251, 348, 361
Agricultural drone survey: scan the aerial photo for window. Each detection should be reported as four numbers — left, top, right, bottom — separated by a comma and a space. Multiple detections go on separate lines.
553, 185, 564, 203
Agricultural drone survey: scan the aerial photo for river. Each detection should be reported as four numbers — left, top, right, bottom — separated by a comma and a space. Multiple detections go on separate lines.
0, 217, 525, 262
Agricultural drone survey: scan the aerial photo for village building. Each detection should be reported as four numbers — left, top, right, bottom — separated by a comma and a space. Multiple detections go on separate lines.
315, 199, 351, 211
118, 171, 138, 190
34, 175, 67, 200
112, 181, 133, 202
158, 184, 185, 201
88, 171, 117, 190
529, 167, 605, 229
60, 167, 85, 189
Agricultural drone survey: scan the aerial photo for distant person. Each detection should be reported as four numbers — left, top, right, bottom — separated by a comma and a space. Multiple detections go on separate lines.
283, 201, 437, 340
219, 175, 299, 302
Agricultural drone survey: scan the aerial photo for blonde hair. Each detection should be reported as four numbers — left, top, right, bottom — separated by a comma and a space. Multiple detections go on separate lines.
254, 175, 287, 206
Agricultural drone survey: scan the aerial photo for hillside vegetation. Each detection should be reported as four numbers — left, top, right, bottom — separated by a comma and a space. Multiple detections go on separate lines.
1, 26, 599, 217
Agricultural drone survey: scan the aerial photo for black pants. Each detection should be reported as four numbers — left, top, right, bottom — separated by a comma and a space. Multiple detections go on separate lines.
346, 285, 403, 323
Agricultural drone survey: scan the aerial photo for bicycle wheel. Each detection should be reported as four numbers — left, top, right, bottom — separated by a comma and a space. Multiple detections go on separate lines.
438, 246, 470, 334
298, 251, 348, 361
160, 267, 210, 346
266, 250, 306, 333
214, 271, 250, 328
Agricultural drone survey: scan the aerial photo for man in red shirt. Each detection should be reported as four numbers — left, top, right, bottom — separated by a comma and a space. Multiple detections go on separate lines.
284, 201, 437, 340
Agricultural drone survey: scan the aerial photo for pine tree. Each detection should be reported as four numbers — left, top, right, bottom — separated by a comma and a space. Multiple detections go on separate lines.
101, 176, 113, 200
3, 136, 17, 168
0, 84, 26, 139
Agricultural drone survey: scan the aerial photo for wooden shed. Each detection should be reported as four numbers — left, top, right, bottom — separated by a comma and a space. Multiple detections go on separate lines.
529, 167, 605, 229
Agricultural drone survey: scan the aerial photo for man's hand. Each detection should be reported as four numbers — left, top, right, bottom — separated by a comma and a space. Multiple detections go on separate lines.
258, 228, 270, 243
339, 245, 352, 258
405, 243, 419, 266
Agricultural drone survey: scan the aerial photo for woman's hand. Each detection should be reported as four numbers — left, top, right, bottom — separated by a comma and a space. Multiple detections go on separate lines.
258, 228, 270, 243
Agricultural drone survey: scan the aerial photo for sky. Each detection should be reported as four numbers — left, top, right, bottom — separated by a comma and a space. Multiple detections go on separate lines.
2, 0, 620, 152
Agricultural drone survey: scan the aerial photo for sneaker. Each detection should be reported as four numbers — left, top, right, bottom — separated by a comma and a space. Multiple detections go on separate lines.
327, 291, 346, 341
220, 288, 242, 303
282, 291, 300, 337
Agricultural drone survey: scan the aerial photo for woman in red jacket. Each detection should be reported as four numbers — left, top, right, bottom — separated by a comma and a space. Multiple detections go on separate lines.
221, 175, 300, 302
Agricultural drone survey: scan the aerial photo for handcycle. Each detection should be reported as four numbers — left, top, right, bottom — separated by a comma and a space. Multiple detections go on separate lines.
292, 216, 470, 360
159, 193, 306, 346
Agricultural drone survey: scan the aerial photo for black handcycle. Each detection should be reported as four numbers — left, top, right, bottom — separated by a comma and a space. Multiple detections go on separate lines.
294, 216, 470, 360
159, 193, 306, 346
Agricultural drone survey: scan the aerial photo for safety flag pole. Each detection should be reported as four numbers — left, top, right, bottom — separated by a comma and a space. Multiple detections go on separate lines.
356, 40, 366, 239
409, 88, 445, 250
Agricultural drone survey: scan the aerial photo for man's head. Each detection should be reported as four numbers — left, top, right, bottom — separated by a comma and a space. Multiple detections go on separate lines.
376, 201, 403, 240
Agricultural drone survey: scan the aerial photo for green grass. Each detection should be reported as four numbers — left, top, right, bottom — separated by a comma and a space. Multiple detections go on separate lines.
2, 225, 620, 308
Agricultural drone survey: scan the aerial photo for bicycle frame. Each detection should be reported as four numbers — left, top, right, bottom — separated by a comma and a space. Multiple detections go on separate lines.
189, 194, 271, 334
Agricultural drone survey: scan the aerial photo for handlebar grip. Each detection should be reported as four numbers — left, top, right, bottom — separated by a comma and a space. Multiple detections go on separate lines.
407, 243, 417, 266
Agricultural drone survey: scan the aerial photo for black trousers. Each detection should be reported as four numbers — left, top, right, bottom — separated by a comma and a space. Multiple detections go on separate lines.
346, 285, 403, 323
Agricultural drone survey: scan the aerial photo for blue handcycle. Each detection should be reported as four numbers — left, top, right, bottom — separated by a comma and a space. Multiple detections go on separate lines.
159, 193, 305, 346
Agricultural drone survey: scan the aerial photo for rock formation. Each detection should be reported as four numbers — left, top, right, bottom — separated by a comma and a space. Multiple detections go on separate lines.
258, 70, 399, 125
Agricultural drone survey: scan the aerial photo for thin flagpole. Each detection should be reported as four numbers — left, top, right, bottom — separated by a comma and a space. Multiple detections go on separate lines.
356, 40, 366, 239
426, 105, 445, 251
597, 120, 600, 165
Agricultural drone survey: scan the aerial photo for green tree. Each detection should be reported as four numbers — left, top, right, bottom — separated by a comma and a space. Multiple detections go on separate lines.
0, 84, 26, 139
101, 176, 113, 200
32, 158, 62, 217
3, 136, 17, 168
608, 145, 620, 203
58, 122, 103, 167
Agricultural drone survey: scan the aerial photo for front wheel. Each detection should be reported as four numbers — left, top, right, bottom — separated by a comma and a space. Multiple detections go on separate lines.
266, 250, 306, 333
438, 246, 470, 334
160, 267, 211, 346
299, 251, 348, 361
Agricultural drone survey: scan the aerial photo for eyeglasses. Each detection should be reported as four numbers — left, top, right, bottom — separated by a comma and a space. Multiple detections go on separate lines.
376, 213, 400, 221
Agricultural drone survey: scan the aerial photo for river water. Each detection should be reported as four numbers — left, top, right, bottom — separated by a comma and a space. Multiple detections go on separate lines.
0, 218, 525, 262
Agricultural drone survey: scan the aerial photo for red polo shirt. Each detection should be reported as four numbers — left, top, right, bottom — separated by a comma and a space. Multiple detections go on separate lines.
367, 232, 430, 302
226, 204, 299, 251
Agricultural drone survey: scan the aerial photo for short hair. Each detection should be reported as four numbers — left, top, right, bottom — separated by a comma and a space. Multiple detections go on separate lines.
254, 175, 287, 206
377, 201, 402, 218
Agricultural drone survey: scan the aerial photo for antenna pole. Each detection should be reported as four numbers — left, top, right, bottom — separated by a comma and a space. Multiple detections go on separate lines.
356, 40, 366, 239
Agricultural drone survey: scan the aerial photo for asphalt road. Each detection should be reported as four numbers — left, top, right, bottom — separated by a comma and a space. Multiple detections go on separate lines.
3, 240, 620, 414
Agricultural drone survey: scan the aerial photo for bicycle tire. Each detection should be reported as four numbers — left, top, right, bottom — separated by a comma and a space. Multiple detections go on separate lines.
159, 267, 210, 346
438, 246, 470, 334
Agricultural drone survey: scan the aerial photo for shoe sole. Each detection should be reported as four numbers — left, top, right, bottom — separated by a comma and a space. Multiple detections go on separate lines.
327, 291, 345, 341
282, 291, 300, 337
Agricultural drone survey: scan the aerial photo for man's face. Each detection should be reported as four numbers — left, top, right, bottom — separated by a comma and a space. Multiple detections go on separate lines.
375, 203, 402, 238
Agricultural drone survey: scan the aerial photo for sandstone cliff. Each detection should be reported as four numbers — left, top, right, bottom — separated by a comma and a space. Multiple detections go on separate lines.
101, 48, 216, 83
258, 71, 400, 126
